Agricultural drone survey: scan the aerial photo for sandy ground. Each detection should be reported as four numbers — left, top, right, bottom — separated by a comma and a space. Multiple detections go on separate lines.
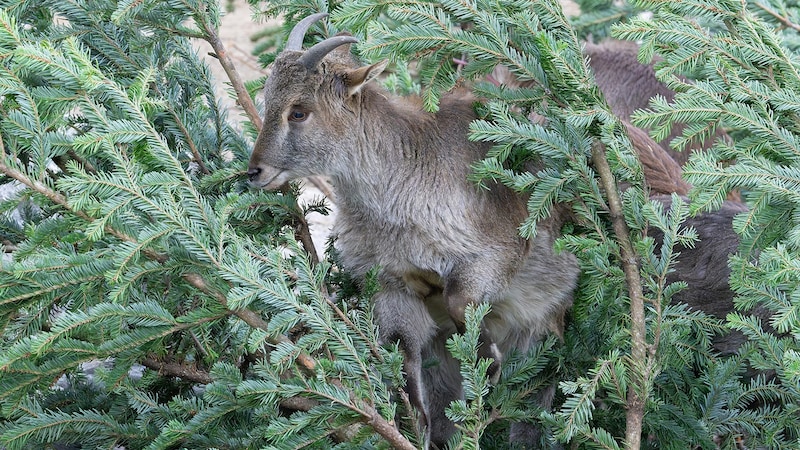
197, 0, 581, 258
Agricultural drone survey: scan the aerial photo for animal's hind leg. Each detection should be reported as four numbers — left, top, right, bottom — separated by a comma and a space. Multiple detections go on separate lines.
372, 287, 437, 443
443, 276, 504, 383
422, 327, 464, 446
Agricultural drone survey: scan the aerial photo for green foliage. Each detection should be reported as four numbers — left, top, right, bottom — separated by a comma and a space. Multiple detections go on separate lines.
614, 1, 800, 445
0, 1, 402, 448
0, 0, 798, 448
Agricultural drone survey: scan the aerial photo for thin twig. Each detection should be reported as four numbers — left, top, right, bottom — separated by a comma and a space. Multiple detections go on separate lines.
189, 331, 211, 359
167, 107, 210, 174
201, 22, 262, 130
324, 293, 384, 362
590, 140, 648, 450
67, 149, 98, 174
754, 2, 800, 32
290, 197, 321, 267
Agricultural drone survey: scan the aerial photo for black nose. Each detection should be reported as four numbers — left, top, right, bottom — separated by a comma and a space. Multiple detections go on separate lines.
247, 167, 262, 182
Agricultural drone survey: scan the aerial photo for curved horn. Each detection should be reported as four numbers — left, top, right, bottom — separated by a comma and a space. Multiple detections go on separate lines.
297, 35, 359, 71
286, 12, 329, 51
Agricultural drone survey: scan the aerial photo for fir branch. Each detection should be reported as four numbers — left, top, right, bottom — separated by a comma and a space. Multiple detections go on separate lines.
140, 356, 326, 414
590, 140, 649, 450
0, 137, 170, 263
753, 2, 800, 33
181, 272, 318, 373
321, 287, 384, 363
2, 128, 321, 377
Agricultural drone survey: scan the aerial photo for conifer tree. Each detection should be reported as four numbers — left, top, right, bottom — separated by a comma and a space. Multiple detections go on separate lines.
0, 0, 797, 449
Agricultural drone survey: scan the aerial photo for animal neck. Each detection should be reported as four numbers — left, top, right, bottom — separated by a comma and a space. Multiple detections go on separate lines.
331, 93, 444, 211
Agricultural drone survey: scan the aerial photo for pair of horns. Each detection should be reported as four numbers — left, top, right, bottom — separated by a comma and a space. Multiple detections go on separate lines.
287, 12, 358, 71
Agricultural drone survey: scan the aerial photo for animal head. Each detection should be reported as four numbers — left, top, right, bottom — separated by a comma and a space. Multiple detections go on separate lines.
247, 13, 388, 189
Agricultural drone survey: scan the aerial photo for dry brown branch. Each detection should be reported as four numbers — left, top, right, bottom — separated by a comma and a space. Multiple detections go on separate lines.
289, 193, 321, 267
140, 356, 214, 384
202, 27, 263, 131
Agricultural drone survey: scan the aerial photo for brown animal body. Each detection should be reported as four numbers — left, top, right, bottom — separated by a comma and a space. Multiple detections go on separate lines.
493, 40, 729, 168
584, 40, 731, 167
584, 43, 757, 346
247, 14, 579, 447
647, 195, 773, 356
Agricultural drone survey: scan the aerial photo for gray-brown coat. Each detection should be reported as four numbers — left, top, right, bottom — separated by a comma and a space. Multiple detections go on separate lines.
247, 14, 579, 447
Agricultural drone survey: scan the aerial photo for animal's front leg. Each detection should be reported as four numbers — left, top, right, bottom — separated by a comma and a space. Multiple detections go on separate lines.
443, 276, 503, 383
372, 286, 437, 445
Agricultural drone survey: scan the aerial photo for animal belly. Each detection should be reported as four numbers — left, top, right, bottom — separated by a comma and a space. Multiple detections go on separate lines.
487, 250, 579, 350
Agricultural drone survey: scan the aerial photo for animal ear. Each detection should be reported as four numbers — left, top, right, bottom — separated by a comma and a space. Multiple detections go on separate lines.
345, 60, 389, 96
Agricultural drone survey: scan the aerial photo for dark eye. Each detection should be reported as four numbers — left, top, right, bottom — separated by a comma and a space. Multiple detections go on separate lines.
288, 108, 308, 123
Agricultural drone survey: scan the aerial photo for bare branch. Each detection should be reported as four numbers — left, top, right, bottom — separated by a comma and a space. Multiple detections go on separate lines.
292, 205, 321, 266
201, 24, 262, 131
140, 356, 213, 384
361, 402, 417, 450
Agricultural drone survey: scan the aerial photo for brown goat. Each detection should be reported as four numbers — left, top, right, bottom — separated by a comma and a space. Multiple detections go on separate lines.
647, 195, 774, 356
584, 45, 757, 347
624, 121, 691, 196
248, 14, 579, 447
